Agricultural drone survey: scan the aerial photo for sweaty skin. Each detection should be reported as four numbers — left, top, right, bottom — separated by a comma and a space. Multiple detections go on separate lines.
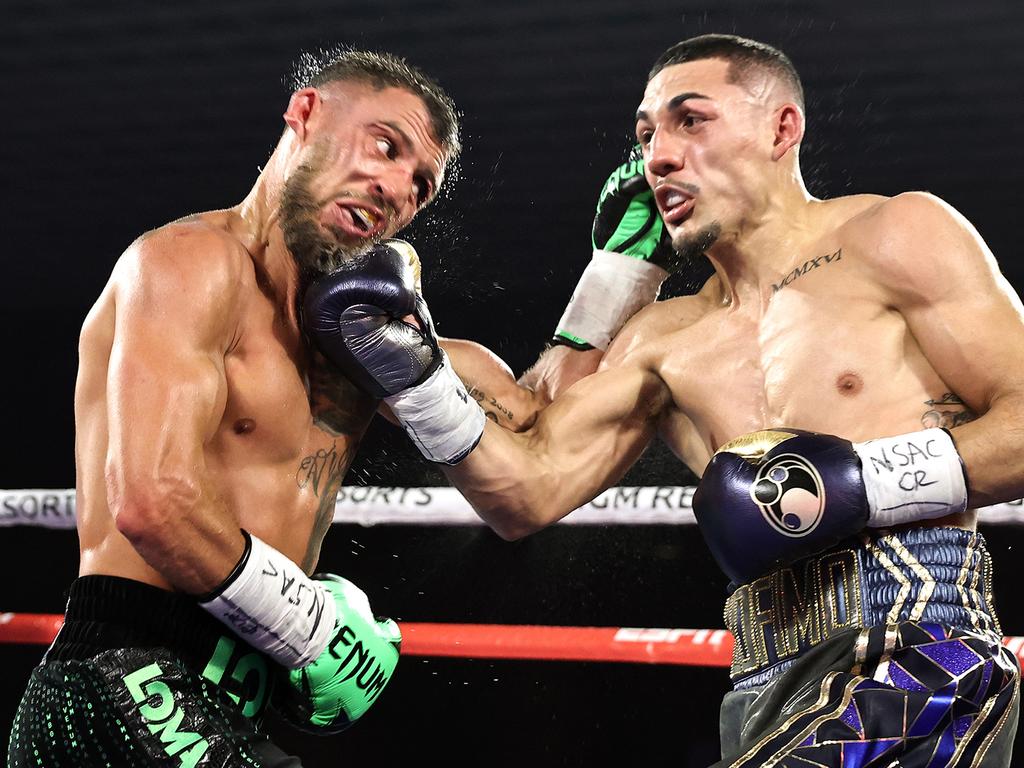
443, 58, 1024, 540
75, 82, 449, 594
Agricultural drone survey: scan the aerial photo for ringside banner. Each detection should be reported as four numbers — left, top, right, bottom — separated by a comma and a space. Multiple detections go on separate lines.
3, 487, 1023, 528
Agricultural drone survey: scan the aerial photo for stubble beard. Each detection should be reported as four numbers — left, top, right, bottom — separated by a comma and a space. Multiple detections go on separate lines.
670, 221, 721, 268
279, 155, 379, 281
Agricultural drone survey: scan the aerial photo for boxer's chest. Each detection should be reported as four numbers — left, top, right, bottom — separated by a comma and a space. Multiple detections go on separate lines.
213, 294, 361, 473
661, 259, 948, 456
206, 298, 362, 563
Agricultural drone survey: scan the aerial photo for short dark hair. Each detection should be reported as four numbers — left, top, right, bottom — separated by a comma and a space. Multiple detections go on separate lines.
649, 34, 804, 110
290, 47, 461, 162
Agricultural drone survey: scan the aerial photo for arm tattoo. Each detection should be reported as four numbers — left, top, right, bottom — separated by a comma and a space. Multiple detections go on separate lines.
467, 385, 515, 427
921, 392, 978, 429
295, 441, 352, 572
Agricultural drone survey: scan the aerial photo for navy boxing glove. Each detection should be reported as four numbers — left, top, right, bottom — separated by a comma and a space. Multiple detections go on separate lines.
693, 427, 969, 585
303, 240, 439, 398
303, 240, 485, 464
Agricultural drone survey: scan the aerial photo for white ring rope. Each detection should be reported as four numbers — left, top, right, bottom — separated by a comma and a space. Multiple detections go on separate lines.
3, 486, 1024, 528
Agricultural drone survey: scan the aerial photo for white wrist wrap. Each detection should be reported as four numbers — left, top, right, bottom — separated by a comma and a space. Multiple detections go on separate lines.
554, 249, 668, 350
853, 428, 969, 528
384, 354, 486, 465
199, 533, 336, 669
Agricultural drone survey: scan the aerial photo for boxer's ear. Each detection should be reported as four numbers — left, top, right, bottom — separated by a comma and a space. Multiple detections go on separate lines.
283, 88, 320, 142
771, 103, 804, 161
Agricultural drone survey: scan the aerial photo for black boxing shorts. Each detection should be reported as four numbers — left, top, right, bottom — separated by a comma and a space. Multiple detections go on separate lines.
715, 528, 1020, 766
7, 575, 303, 768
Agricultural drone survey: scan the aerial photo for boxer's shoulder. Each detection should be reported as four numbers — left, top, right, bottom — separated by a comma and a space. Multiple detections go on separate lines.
603, 290, 712, 369
135, 212, 252, 269
829, 191, 961, 249
114, 214, 255, 309
830, 192, 982, 297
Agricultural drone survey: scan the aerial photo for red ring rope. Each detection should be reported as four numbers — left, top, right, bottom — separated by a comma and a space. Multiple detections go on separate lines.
2, 612, 1022, 667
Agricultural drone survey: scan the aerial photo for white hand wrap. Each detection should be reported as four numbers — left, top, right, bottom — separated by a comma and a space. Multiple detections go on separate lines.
199, 532, 336, 669
554, 249, 668, 350
384, 354, 486, 465
853, 428, 969, 528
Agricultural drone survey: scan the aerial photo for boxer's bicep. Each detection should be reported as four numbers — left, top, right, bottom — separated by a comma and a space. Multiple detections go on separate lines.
103, 234, 247, 590
879, 193, 1024, 504
518, 345, 605, 404
446, 363, 669, 539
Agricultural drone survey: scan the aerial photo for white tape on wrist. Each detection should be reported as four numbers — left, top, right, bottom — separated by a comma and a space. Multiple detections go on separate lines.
554, 249, 668, 350
384, 355, 486, 465
853, 428, 969, 528
199, 532, 336, 669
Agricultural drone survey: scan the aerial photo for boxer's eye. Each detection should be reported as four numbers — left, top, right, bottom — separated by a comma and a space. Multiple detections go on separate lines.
413, 175, 431, 206
376, 137, 396, 159
682, 114, 706, 130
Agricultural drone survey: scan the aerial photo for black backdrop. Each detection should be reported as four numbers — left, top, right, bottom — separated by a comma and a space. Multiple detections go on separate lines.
2, 0, 1023, 765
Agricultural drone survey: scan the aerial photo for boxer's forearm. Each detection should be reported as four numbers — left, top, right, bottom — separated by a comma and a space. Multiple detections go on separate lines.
443, 422, 571, 540
440, 337, 545, 432
950, 394, 1024, 508
109, 470, 248, 594
444, 365, 666, 540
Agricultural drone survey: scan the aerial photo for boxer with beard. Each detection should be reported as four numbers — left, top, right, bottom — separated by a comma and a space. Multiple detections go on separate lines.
8, 48, 460, 767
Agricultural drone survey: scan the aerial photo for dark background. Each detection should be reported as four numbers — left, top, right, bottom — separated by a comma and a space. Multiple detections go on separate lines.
2, 0, 1023, 765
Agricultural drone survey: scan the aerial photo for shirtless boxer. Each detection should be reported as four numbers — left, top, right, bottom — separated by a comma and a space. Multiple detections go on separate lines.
311, 35, 1022, 766
7, 49, 461, 767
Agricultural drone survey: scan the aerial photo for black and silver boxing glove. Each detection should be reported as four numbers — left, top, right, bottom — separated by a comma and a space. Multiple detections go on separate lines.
303, 240, 484, 464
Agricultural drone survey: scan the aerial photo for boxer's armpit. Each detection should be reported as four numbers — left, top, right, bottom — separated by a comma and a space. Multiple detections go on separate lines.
921, 392, 978, 430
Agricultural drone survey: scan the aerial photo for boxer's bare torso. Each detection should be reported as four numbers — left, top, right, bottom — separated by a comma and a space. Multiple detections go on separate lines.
75, 211, 374, 590
448, 184, 1024, 541
624, 193, 977, 530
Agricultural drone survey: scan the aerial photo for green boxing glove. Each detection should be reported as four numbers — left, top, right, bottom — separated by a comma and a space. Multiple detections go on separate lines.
554, 145, 676, 350
276, 574, 401, 733
591, 143, 675, 263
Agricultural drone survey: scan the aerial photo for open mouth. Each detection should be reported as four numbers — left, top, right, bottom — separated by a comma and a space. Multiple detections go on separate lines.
331, 202, 386, 239
351, 206, 378, 232
655, 186, 696, 226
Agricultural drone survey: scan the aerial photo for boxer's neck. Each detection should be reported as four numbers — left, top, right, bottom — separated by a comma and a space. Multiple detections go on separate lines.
232, 147, 303, 309
705, 180, 820, 308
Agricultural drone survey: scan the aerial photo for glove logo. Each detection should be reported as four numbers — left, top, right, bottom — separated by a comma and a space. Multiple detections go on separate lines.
749, 453, 825, 537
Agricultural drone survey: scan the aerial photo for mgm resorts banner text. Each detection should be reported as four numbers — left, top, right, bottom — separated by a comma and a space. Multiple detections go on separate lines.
2, 487, 1024, 529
